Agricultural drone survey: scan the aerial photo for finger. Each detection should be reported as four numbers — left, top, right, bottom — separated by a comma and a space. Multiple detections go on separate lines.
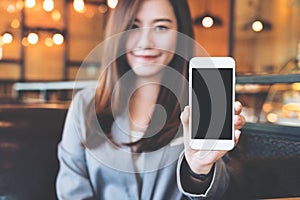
234, 129, 241, 146
180, 106, 190, 148
234, 101, 243, 115
234, 115, 246, 129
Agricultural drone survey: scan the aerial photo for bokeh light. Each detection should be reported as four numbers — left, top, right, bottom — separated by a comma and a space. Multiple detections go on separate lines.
51, 10, 62, 21
27, 32, 39, 45
25, 0, 36, 9
107, 0, 118, 9
53, 33, 64, 45
11, 19, 20, 29
2, 33, 13, 44
43, 0, 54, 12
202, 16, 214, 28
45, 37, 54, 47
73, 0, 86, 13
252, 20, 263, 32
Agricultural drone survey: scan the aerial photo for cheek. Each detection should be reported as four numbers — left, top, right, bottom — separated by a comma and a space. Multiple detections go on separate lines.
157, 34, 177, 64
125, 35, 136, 52
155, 33, 177, 53
125, 35, 136, 66
125, 52, 133, 69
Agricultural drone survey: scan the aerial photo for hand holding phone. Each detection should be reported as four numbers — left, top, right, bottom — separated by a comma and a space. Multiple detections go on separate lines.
189, 57, 235, 150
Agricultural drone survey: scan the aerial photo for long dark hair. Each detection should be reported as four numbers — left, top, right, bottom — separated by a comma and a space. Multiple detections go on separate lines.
94, 0, 194, 152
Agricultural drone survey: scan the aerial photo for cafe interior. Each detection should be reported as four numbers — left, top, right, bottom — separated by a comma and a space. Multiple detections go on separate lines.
0, 0, 300, 199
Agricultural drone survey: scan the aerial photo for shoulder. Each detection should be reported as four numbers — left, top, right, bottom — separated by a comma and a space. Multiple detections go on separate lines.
69, 86, 97, 112
73, 86, 96, 104
65, 86, 97, 126
60, 86, 100, 151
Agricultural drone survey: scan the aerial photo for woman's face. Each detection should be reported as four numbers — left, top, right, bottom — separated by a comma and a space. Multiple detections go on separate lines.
125, 0, 178, 78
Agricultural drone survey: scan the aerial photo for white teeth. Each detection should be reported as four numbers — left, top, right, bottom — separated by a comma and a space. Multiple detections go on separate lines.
132, 50, 158, 56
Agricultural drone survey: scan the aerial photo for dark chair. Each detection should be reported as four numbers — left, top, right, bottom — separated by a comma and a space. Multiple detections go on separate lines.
0, 104, 68, 200
226, 123, 300, 199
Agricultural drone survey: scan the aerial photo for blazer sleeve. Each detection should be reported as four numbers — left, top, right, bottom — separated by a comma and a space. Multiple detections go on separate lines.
176, 151, 230, 200
56, 91, 95, 200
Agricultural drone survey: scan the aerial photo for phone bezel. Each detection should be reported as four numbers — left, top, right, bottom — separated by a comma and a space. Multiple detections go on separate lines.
189, 57, 235, 150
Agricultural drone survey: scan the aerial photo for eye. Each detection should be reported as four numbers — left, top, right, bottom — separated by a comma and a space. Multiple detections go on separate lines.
154, 25, 168, 31
130, 24, 139, 29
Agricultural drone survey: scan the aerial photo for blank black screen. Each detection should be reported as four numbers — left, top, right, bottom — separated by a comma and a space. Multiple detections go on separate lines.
191, 68, 233, 139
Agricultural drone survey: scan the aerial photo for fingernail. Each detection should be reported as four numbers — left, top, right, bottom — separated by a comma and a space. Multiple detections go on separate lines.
234, 115, 240, 122
183, 109, 188, 118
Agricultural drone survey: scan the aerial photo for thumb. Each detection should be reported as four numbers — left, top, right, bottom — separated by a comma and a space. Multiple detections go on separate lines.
180, 106, 190, 148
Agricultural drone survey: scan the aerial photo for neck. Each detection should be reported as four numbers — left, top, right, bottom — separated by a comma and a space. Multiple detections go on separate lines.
133, 82, 160, 102
129, 77, 162, 132
134, 73, 162, 102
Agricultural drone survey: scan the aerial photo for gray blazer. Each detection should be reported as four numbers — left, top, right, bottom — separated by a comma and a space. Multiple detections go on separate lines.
56, 88, 230, 200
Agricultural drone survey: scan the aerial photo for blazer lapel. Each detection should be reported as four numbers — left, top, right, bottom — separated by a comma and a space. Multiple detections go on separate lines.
141, 146, 166, 200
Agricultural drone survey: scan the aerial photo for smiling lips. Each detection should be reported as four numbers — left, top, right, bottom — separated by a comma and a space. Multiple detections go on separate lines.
130, 49, 161, 61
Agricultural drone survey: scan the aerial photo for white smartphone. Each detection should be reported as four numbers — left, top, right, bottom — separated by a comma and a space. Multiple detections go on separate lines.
189, 57, 235, 150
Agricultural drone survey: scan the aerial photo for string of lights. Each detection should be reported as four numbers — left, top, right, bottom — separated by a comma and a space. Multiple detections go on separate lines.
0, 0, 116, 50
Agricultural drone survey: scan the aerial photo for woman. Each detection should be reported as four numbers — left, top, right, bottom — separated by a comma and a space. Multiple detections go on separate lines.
56, 0, 245, 199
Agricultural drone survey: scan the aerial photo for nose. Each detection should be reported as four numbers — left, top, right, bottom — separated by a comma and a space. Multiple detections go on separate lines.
136, 27, 154, 49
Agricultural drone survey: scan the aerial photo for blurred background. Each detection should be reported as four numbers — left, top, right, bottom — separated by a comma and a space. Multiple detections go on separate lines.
0, 0, 300, 199
0, 0, 299, 118
0, 0, 298, 79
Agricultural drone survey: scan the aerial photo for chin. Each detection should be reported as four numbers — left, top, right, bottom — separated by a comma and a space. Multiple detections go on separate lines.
131, 67, 164, 79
